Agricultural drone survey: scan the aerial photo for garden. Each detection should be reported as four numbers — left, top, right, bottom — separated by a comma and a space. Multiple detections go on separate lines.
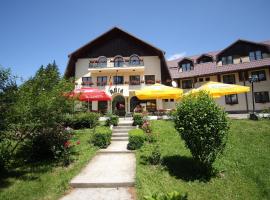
0, 64, 115, 200
1, 64, 269, 200
129, 93, 270, 200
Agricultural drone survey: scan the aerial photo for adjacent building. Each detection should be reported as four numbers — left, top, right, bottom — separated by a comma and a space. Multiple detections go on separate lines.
167, 39, 270, 113
65, 27, 270, 114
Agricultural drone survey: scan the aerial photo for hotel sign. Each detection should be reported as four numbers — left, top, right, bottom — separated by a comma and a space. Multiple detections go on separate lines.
105, 85, 129, 97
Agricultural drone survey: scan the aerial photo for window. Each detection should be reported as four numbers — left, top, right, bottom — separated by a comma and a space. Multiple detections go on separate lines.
182, 79, 193, 89
223, 74, 235, 84
254, 92, 270, 103
205, 77, 210, 81
129, 75, 140, 85
221, 56, 233, 65
198, 56, 213, 63
251, 70, 266, 81
114, 56, 124, 67
164, 99, 169, 102
145, 75, 155, 84
249, 51, 262, 61
97, 76, 107, 86
97, 56, 107, 67
113, 76, 124, 85
225, 94, 238, 104
199, 78, 204, 82
146, 100, 156, 112
82, 77, 92, 86
129, 55, 140, 66
181, 63, 193, 72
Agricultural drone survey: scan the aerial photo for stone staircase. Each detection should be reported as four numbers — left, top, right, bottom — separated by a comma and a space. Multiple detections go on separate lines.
111, 120, 134, 142
62, 118, 136, 200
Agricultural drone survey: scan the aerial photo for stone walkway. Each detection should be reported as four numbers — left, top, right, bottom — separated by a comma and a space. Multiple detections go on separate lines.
60, 119, 136, 200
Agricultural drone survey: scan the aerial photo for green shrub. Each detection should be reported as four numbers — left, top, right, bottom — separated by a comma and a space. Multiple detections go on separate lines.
174, 91, 230, 173
141, 144, 161, 165
128, 129, 145, 150
133, 113, 144, 126
144, 191, 188, 200
105, 113, 119, 126
92, 126, 112, 148
63, 112, 100, 129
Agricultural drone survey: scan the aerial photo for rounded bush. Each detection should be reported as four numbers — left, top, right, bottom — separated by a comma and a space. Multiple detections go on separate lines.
92, 126, 112, 148
128, 129, 145, 150
174, 91, 229, 172
105, 114, 119, 126
133, 113, 144, 126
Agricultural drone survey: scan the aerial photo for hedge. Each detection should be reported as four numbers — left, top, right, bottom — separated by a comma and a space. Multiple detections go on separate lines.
92, 126, 112, 148
128, 128, 145, 150
63, 112, 100, 129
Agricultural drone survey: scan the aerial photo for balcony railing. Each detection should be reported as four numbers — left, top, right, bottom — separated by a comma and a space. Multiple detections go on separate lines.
89, 60, 144, 69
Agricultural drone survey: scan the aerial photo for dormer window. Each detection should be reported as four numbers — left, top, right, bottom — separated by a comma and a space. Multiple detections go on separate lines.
181, 63, 193, 71
197, 55, 213, 64
97, 56, 107, 68
129, 54, 140, 66
221, 56, 233, 65
249, 51, 262, 61
178, 59, 194, 72
114, 56, 124, 67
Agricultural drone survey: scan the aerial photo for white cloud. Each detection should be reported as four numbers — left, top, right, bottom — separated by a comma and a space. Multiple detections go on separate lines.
167, 52, 186, 61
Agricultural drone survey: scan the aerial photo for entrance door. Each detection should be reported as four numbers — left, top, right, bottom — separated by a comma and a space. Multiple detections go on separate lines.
112, 95, 125, 116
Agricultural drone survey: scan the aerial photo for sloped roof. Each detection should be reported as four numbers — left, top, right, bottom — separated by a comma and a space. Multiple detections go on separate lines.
65, 27, 167, 78
169, 58, 270, 79
167, 39, 270, 79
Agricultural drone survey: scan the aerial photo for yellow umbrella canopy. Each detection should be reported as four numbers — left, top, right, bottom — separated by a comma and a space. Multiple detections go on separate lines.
185, 81, 250, 98
135, 83, 183, 100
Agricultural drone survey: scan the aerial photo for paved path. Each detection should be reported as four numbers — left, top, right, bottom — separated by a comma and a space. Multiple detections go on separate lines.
60, 119, 136, 200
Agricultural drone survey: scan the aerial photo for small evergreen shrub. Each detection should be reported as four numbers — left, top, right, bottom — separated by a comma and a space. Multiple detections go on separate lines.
174, 91, 230, 173
141, 144, 161, 165
128, 129, 145, 150
63, 112, 100, 129
133, 113, 144, 126
144, 191, 188, 200
92, 126, 112, 148
105, 113, 119, 126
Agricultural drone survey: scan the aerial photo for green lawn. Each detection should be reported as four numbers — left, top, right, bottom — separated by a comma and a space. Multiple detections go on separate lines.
136, 120, 270, 200
0, 129, 98, 200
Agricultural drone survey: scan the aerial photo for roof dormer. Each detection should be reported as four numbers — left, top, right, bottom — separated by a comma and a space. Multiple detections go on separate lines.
217, 39, 270, 65
197, 54, 213, 64
178, 58, 194, 72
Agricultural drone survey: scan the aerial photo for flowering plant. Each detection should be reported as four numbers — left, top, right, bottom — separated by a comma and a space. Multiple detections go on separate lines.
142, 120, 152, 133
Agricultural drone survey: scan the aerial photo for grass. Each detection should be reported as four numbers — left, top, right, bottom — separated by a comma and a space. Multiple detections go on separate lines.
0, 129, 98, 200
136, 120, 270, 200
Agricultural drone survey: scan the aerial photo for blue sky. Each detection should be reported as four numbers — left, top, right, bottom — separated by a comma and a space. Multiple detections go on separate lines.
0, 0, 269, 81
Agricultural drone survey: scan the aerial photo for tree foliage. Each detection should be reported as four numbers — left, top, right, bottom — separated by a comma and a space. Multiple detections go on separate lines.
174, 91, 230, 173
0, 62, 74, 170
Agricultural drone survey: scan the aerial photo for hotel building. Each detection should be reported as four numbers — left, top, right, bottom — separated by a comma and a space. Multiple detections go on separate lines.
65, 27, 270, 114
65, 27, 171, 115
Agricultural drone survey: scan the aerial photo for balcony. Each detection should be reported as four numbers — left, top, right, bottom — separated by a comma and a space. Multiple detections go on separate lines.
89, 60, 145, 74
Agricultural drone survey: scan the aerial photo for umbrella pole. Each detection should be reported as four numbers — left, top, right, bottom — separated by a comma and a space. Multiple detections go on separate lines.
88, 100, 90, 112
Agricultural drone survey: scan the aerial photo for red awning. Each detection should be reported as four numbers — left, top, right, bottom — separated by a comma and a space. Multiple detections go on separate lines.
68, 87, 111, 101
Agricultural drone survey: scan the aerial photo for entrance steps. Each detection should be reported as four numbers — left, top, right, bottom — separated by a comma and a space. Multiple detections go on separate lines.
64, 119, 135, 200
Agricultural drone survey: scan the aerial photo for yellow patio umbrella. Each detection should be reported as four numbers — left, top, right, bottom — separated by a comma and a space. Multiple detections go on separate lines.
185, 81, 250, 98
135, 83, 183, 100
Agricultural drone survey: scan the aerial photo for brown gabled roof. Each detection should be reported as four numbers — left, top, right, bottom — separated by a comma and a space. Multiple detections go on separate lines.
169, 58, 270, 79
167, 39, 270, 79
65, 27, 167, 78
